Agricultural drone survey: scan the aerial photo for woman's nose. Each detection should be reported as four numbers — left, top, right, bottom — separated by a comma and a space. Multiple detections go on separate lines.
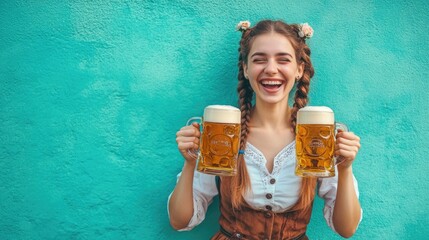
264, 60, 278, 75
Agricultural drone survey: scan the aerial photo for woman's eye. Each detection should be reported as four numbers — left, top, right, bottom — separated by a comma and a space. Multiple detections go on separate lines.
278, 58, 291, 63
253, 59, 267, 63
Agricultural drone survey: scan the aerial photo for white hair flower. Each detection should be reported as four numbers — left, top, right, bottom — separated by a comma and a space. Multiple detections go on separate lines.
236, 20, 251, 32
298, 23, 314, 39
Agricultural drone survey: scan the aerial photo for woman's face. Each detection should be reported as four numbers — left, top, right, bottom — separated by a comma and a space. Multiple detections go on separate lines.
243, 32, 303, 105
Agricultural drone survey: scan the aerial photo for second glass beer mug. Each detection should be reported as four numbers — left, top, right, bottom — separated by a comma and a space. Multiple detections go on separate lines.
295, 106, 348, 177
187, 105, 241, 176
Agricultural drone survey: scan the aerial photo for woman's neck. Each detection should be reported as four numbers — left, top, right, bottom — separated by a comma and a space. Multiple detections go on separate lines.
251, 100, 292, 131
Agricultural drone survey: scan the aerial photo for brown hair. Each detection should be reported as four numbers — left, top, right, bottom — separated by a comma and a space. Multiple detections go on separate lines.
222, 20, 317, 210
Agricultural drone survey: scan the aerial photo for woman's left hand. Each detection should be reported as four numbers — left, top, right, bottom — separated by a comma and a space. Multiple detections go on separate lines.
335, 131, 361, 170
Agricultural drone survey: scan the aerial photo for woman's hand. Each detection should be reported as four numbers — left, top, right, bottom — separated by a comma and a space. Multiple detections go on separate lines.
332, 130, 362, 237
170, 122, 201, 230
176, 122, 201, 166
335, 130, 361, 170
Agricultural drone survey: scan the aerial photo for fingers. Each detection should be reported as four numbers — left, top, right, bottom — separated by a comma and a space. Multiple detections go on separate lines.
191, 122, 200, 129
335, 149, 358, 160
335, 140, 360, 151
177, 141, 199, 152
336, 132, 360, 147
176, 124, 201, 159
177, 137, 200, 149
335, 132, 361, 163
336, 131, 360, 142
176, 125, 201, 138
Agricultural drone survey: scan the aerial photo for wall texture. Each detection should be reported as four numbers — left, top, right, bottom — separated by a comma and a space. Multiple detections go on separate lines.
1, 1, 428, 239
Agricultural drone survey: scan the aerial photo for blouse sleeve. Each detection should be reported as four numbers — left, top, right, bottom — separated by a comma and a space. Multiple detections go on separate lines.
167, 170, 218, 231
317, 168, 363, 233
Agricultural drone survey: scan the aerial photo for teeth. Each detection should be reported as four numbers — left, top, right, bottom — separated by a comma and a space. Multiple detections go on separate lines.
261, 80, 282, 85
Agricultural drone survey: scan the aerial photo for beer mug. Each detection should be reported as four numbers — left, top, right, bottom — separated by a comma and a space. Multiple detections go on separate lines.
295, 106, 348, 177
187, 105, 241, 176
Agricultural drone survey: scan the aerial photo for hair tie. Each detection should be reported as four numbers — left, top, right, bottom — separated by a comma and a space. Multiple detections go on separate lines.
297, 23, 314, 39
238, 150, 245, 155
236, 20, 251, 32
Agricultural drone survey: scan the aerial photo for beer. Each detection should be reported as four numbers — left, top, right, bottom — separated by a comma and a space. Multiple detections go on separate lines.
295, 106, 339, 177
188, 105, 241, 176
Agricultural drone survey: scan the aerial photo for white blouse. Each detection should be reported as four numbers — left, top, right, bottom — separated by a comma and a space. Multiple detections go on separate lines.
168, 141, 362, 232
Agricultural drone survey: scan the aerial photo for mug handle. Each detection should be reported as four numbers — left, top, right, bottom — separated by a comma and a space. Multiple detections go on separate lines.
186, 117, 203, 159
334, 122, 349, 166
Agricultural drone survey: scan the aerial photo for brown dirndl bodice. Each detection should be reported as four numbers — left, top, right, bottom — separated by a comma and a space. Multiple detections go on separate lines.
211, 177, 315, 240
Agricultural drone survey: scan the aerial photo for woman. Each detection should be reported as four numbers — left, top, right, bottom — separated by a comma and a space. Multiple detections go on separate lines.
168, 19, 362, 239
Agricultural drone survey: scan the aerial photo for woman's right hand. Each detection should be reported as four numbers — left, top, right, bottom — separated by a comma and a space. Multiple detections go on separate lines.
176, 122, 201, 165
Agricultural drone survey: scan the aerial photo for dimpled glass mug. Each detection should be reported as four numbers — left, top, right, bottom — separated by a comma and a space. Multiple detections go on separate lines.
187, 105, 241, 176
295, 106, 348, 177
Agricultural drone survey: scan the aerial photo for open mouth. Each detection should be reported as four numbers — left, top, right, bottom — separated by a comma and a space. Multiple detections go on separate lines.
260, 80, 284, 91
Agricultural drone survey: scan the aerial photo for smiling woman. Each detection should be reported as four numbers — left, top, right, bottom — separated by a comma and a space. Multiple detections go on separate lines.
243, 32, 303, 104
169, 19, 362, 240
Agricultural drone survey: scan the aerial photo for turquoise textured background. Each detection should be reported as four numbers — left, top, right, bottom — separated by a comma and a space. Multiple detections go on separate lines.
1, 1, 428, 239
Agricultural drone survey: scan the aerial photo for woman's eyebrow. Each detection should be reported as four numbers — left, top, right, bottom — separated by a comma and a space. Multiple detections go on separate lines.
276, 52, 293, 58
250, 52, 293, 58
250, 52, 267, 58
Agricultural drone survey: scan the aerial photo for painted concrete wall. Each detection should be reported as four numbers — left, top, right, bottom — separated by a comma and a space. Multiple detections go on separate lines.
1, 1, 428, 239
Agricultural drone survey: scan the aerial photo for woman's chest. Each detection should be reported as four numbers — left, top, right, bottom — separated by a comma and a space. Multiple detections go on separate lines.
247, 131, 295, 172
243, 142, 301, 212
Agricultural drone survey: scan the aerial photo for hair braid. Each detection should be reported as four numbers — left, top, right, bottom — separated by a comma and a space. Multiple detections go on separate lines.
235, 57, 253, 208
237, 45, 253, 149
222, 43, 254, 210
222, 30, 253, 209
291, 44, 314, 132
290, 40, 317, 210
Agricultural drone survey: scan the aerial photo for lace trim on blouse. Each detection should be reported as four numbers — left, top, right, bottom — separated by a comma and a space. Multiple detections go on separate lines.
245, 141, 296, 190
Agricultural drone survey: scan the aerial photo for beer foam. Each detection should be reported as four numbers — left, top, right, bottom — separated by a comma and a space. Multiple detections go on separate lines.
297, 106, 334, 124
204, 105, 241, 124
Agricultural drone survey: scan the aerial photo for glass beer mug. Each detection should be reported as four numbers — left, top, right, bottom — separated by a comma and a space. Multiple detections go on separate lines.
295, 106, 348, 177
187, 105, 241, 176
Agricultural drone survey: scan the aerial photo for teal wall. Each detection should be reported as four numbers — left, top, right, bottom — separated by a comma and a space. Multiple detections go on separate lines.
1, 1, 428, 239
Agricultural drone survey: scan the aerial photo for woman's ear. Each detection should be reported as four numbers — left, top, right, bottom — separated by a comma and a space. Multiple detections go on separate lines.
243, 62, 249, 79
297, 62, 304, 78
295, 63, 305, 82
